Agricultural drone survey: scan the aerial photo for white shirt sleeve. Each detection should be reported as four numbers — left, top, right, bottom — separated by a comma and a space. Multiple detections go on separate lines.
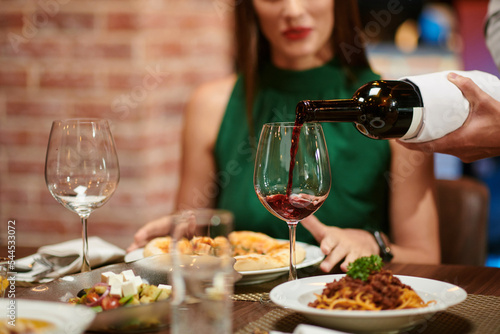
400, 70, 500, 142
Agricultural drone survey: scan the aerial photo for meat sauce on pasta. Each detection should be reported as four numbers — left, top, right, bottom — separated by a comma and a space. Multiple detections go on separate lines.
308, 269, 435, 311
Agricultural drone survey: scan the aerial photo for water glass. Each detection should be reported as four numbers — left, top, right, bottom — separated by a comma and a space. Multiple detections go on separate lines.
170, 209, 234, 334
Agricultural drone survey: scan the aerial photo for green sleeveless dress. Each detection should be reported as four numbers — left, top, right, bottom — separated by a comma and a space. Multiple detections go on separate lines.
214, 59, 390, 245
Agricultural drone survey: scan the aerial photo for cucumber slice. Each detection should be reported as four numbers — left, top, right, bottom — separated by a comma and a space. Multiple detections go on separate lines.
119, 295, 135, 305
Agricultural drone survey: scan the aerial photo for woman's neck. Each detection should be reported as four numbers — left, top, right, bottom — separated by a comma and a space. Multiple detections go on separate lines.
271, 47, 333, 71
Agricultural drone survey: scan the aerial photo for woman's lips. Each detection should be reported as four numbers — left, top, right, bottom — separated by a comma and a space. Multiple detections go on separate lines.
282, 27, 312, 40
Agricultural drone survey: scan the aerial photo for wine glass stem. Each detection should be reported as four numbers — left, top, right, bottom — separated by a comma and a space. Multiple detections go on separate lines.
288, 222, 298, 281
80, 215, 91, 272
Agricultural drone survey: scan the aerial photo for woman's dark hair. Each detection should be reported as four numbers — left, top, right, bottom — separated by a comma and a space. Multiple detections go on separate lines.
234, 0, 371, 136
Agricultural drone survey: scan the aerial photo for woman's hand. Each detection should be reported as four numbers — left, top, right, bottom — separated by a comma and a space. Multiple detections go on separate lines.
301, 215, 379, 272
126, 216, 173, 252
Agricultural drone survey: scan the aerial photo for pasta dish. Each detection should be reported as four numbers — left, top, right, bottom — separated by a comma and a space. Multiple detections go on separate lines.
309, 269, 435, 311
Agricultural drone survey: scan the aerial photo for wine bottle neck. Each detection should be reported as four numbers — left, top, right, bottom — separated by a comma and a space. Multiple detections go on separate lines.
296, 99, 362, 124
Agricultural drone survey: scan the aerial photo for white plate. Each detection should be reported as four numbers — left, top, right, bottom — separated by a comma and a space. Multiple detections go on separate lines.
125, 242, 325, 285
270, 274, 467, 333
17, 256, 174, 333
16, 255, 233, 332
236, 242, 324, 285
0, 299, 95, 334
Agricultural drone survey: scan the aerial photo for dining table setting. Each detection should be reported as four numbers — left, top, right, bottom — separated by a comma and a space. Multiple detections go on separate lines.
2, 239, 500, 334
1, 119, 499, 334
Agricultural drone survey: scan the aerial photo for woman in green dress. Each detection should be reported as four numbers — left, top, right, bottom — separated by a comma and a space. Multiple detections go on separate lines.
128, 0, 440, 272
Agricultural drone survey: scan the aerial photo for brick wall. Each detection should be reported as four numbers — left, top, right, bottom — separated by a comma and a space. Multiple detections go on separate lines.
0, 0, 234, 249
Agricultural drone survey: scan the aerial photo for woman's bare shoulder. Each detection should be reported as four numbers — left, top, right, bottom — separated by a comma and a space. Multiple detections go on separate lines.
183, 74, 238, 147
187, 74, 238, 114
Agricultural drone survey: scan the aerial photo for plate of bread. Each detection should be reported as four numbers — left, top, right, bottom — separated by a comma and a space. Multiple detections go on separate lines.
126, 231, 324, 285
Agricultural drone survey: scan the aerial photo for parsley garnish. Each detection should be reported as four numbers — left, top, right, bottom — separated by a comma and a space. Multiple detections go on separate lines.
346, 255, 383, 281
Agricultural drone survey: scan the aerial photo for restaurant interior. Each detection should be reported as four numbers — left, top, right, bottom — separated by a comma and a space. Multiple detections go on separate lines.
2, 0, 499, 267
1, 1, 500, 333
363, 0, 500, 268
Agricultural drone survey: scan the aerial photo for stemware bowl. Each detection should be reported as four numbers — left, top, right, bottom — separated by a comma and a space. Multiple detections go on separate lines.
45, 119, 120, 272
254, 122, 331, 281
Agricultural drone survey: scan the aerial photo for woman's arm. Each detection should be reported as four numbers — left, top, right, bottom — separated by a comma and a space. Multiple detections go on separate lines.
175, 75, 237, 210
387, 140, 441, 264
302, 141, 440, 271
127, 75, 237, 251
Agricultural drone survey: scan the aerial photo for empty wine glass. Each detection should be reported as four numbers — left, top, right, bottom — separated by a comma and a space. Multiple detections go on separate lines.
254, 122, 331, 281
45, 119, 120, 272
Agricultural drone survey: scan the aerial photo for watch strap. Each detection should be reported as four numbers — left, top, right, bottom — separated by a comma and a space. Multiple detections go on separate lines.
370, 230, 394, 263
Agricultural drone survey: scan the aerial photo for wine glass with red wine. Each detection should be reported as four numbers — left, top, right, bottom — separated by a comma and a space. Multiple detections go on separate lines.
254, 122, 331, 281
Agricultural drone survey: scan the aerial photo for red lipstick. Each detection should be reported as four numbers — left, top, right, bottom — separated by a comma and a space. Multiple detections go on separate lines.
283, 27, 312, 40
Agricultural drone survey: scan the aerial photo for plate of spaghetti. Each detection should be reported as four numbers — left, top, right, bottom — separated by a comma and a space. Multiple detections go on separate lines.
269, 256, 467, 333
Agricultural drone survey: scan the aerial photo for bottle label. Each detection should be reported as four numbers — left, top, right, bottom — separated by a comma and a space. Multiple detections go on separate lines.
400, 107, 424, 140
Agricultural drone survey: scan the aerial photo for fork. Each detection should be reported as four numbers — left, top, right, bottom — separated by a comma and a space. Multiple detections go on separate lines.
31, 254, 78, 282
34, 254, 55, 269
31, 256, 55, 282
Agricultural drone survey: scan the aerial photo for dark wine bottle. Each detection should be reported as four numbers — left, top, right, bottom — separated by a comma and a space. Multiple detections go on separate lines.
295, 79, 424, 140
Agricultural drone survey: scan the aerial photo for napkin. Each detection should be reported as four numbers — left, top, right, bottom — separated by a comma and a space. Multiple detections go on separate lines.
271, 324, 350, 334
399, 70, 500, 143
16, 237, 125, 282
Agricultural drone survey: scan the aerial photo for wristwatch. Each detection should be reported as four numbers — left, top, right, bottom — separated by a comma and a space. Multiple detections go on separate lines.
370, 230, 394, 263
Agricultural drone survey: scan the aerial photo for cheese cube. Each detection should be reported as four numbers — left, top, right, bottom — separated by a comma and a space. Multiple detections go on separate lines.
101, 271, 117, 284
109, 283, 122, 297
121, 269, 135, 282
132, 276, 143, 289
108, 275, 123, 286
121, 280, 137, 297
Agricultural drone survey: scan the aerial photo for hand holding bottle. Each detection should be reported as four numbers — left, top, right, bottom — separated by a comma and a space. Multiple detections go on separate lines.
398, 72, 500, 163
295, 70, 500, 145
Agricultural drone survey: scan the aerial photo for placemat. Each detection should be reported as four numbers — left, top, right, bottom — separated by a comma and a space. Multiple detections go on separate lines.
232, 292, 271, 302
234, 294, 500, 334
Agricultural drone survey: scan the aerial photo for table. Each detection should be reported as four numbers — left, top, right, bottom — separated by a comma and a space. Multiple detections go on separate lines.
231, 263, 500, 334
4, 247, 500, 333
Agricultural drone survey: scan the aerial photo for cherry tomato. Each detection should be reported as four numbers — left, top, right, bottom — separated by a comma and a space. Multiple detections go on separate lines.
85, 292, 100, 305
101, 296, 120, 310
